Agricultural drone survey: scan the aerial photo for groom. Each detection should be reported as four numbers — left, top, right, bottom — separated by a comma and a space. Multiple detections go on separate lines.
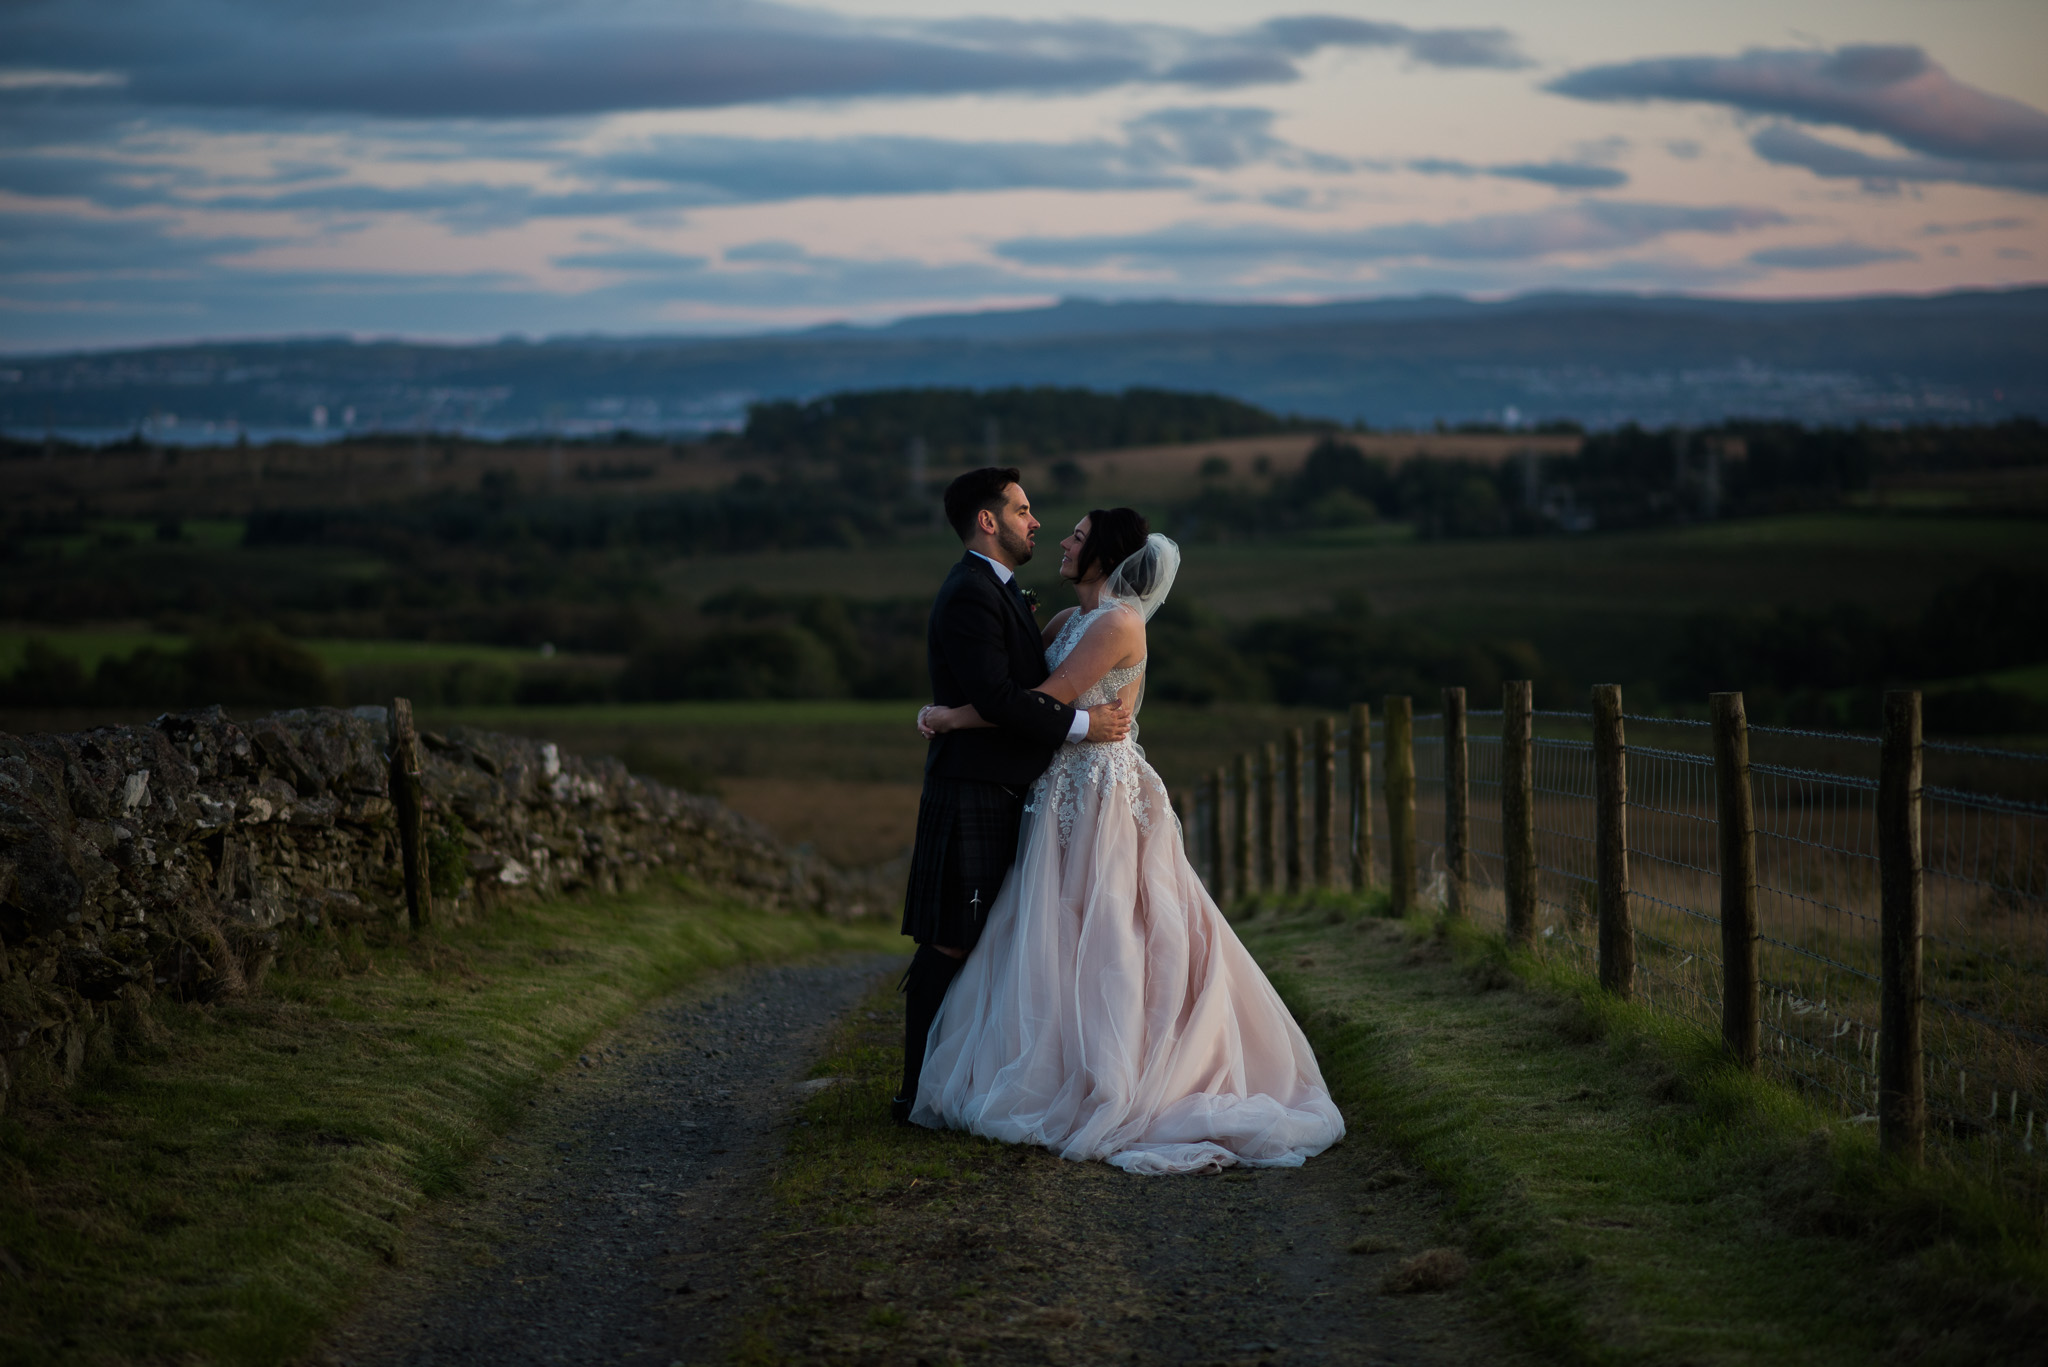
893, 467, 1131, 1122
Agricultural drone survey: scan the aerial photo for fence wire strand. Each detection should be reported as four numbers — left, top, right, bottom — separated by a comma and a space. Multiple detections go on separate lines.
1221, 701, 2046, 1165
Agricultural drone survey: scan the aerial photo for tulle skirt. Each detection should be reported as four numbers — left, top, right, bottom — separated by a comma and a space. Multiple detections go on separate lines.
911, 742, 1345, 1175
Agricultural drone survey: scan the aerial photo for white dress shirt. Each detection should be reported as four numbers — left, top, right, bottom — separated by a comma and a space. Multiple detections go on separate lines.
968, 550, 1091, 743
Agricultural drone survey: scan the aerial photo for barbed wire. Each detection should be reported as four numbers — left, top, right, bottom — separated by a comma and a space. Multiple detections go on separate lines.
1749, 760, 1879, 789
1747, 722, 1881, 744
1926, 738, 2048, 763
1926, 784, 2048, 817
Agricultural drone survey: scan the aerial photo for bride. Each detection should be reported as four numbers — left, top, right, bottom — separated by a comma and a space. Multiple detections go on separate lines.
911, 507, 1345, 1175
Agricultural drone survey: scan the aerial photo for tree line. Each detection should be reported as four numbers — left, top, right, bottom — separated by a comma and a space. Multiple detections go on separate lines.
1169, 419, 2048, 541
15, 566, 2040, 732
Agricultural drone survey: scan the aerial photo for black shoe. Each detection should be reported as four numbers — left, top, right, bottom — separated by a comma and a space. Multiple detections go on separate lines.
890, 1095, 913, 1125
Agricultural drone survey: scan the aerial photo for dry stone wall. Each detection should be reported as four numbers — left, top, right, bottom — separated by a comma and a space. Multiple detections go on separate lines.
0, 704, 883, 1114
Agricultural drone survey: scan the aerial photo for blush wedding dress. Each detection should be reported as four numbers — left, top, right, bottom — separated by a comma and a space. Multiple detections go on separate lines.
911, 535, 1345, 1175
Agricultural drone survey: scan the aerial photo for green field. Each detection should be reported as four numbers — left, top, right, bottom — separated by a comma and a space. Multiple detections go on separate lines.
431, 698, 1337, 797
0, 627, 186, 675
7, 506, 2046, 781
10, 505, 2047, 693
657, 510, 2048, 690
0, 629, 556, 676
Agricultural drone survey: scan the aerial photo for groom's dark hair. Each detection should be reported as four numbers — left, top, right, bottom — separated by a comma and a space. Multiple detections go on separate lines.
1076, 507, 1151, 590
944, 466, 1022, 541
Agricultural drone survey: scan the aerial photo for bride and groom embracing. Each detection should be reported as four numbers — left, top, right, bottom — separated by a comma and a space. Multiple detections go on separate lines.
893, 466, 1344, 1176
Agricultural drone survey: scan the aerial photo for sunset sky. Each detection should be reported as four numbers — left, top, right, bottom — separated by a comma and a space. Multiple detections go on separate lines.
3, 0, 2045, 350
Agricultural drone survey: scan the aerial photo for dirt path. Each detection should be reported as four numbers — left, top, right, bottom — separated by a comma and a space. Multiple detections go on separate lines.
315, 954, 901, 1367
317, 959, 1516, 1367
737, 983, 1518, 1366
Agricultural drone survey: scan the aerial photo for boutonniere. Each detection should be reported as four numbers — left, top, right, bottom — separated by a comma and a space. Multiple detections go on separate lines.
1020, 588, 1040, 613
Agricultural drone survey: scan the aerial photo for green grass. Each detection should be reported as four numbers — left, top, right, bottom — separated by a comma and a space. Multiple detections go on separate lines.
1239, 901, 2047, 1366
1934, 661, 2048, 704
431, 698, 1348, 796
729, 977, 1110, 1365
301, 639, 553, 669
776, 977, 1009, 1222
647, 510, 2048, 689
0, 630, 573, 677
0, 628, 186, 674
0, 879, 896, 1367
21, 518, 246, 559
444, 699, 924, 729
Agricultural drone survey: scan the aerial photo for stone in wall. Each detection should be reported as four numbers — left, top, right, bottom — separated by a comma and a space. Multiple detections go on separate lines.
0, 703, 884, 1115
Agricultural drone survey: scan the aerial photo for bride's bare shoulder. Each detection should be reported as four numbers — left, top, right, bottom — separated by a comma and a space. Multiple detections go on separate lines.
1084, 603, 1146, 649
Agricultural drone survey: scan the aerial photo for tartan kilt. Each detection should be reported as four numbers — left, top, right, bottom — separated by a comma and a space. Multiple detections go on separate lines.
901, 777, 1027, 949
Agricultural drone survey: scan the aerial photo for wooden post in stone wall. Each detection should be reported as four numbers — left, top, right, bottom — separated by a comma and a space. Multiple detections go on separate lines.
388, 696, 431, 929
1502, 681, 1536, 948
1257, 743, 1279, 898
1233, 753, 1255, 901
1879, 689, 1926, 1164
1385, 696, 1416, 915
1443, 687, 1470, 919
1348, 702, 1372, 891
1592, 684, 1633, 999
1313, 717, 1336, 890
1283, 728, 1305, 894
1712, 691, 1760, 1069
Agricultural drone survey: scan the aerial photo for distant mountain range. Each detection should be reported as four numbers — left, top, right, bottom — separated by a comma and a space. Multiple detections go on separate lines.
5, 286, 2045, 442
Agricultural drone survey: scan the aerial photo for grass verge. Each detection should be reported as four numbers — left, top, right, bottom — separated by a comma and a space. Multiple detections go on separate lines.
0, 878, 894, 1367
1239, 900, 2048, 1366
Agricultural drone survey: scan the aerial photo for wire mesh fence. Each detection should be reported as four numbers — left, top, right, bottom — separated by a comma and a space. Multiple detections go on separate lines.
1205, 695, 2048, 1168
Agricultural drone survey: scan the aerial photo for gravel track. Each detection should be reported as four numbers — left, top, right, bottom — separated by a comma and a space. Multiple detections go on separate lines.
316, 953, 902, 1367
316, 950, 1511, 1367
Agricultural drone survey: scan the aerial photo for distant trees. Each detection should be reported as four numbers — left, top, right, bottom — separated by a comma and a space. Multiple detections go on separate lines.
0, 626, 335, 709
1167, 419, 2048, 543
620, 589, 927, 702
740, 386, 1301, 463
1661, 566, 2048, 730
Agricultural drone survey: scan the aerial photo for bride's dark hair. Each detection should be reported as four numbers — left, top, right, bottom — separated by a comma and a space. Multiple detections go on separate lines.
1075, 507, 1152, 592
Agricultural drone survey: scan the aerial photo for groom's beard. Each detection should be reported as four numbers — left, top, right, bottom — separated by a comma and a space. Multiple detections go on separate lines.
997, 525, 1033, 565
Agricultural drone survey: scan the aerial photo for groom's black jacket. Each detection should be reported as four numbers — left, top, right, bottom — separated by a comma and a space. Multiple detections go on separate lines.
924, 551, 1075, 786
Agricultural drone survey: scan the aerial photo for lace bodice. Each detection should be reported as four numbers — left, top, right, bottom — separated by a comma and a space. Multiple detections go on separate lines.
1031, 602, 1155, 846
1045, 604, 1146, 709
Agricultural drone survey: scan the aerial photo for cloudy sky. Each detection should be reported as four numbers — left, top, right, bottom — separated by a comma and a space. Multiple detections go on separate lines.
3, 0, 2045, 351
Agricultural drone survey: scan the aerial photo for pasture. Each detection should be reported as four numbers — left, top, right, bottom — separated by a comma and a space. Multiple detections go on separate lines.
648, 508, 2048, 694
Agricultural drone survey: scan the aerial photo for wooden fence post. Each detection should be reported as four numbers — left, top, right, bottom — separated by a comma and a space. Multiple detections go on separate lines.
1283, 728, 1305, 894
1348, 702, 1372, 891
1385, 696, 1416, 915
1257, 743, 1279, 897
1313, 718, 1336, 889
1233, 752, 1254, 901
1206, 768, 1227, 899
1712, 691, 1760, 1069
1879, 689, 1926, 1164
1592, 684, 1633, 998
1443, 687, 1469, 919
388, 696, 431, 930
1503, 681, 1535, 947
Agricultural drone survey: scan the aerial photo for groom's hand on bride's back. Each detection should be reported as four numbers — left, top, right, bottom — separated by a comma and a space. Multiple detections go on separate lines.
1085, 700, 1131, 744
